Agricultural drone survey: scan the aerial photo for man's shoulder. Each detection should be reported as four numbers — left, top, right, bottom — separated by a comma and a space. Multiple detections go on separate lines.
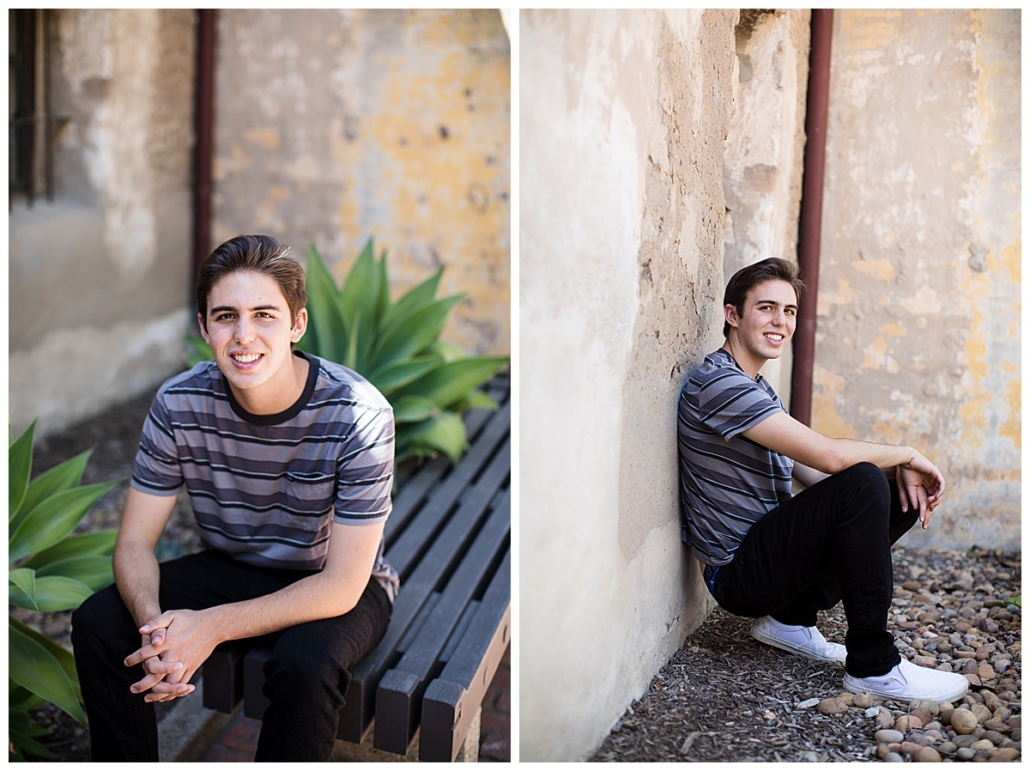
686, 350, 753, 396
307, 355, 392, 414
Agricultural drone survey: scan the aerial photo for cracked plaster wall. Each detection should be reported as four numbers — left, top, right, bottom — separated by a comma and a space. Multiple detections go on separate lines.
10, 9, 196, 438
521, 9, 810, 760
211, 9, 510, 356
815, 10, 1020, 551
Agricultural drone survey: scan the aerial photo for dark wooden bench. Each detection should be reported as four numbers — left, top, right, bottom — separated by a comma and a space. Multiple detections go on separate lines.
202, 373, 511, 761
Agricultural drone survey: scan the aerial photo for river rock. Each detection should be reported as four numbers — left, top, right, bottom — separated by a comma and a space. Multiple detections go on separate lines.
952, 709, 979, 735
876, 729, 905, 744
911, 746, 941, 762
988, 747, 1020, 761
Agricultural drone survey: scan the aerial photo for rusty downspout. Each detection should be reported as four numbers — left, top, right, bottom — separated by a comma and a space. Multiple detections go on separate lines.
192, 9, 216, 299
790, 9, 833, 426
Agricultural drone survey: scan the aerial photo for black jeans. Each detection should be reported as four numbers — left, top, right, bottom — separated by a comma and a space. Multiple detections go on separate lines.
70, 550, 392, 762
710, 462, 918, 678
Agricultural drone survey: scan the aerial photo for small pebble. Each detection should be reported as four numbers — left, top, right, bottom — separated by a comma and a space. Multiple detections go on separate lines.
956, 747, 976, 760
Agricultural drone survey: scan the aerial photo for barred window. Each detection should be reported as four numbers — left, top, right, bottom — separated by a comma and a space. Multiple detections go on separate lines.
9, 9, 54, 205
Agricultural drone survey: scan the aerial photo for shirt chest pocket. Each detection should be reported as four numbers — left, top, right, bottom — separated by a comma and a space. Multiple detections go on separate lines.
282, 472, 335, 518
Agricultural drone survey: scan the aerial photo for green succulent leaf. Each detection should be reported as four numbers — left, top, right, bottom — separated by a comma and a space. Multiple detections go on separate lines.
369, 355, 445, 394
23, 530, 119, 571
423, 339, 468, 363
9, 420, 37, 522
397, 411, 469, 466
185, 333, 213, 367
10, 684, 46, 714
374, 247, 391, 328
393, 357, 509, 411
10, 616, 86, 725
35, 555, 114, 592
10, 481, 119, 565
10, 575, 94, 612
367, 295, 463, 373
302, 245, 350, 363
380, 268, 444, 333
13, 449, 93, 535
392, 395, 439, 424
447, 390, 500, 415
9, 567, 37, 605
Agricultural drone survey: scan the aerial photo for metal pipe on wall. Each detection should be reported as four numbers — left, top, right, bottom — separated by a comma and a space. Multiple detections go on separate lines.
192, 9, 216, 300
790, 9, 833, 426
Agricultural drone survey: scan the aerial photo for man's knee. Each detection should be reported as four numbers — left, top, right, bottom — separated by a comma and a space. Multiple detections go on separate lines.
71, 583, 132, 650
836, 461, 891, 514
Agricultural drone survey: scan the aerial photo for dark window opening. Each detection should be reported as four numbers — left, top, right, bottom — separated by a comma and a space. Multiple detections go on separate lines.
9, 9, 55, 205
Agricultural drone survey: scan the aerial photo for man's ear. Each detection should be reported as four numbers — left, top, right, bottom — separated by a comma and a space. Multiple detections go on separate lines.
198, 312, 210, 344
290, 307, 308, 344
724, 303, 740, 331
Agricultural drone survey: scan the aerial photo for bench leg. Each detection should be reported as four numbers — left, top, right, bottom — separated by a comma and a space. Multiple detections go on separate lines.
454, 706, 482, 762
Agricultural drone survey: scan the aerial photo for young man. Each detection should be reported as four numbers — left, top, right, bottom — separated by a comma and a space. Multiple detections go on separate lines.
677, 257, 968, 703
71, 235, 398, 761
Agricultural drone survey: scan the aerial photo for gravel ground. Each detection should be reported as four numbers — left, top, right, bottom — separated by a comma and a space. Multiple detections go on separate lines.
591, 546, 1021, 763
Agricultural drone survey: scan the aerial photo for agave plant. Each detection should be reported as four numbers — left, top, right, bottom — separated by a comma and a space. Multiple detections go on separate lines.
9, 421, 119, 760
188, 239, 508, 464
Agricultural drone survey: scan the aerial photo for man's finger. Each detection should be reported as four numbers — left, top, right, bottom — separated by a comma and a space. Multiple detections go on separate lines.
130, 672, 165, 694
125, 645, 158, 668
143, 657, 183, 676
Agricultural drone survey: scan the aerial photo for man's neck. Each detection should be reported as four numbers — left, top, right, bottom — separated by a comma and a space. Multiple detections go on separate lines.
721, 339, 765, 380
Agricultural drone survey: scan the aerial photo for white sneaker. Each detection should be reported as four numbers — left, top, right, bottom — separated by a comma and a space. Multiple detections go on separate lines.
750, 616, 847, 665
843, 658, 969, 703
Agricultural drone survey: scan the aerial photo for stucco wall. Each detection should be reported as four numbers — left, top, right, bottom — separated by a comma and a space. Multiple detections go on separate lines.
9, 9, 196, 438
211, 9, 510, 356
814, 9, 1020, 550
521, 9, 811, 761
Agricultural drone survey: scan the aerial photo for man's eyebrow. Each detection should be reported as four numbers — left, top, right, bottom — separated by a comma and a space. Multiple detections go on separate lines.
210, 304, 282, 314
755, 298, 798, 309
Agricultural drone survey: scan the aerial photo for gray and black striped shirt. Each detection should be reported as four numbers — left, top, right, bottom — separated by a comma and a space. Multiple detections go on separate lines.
678, 349, 794, 566
132, 352, 399, 601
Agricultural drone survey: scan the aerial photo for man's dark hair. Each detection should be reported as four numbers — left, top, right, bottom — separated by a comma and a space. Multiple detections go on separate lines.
722, 257, 805, 337
196, 235, 308, 332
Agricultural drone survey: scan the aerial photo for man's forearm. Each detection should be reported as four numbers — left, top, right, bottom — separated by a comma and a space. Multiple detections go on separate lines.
199, 568, 360, 646
824, 438, 916, 476
113, 536, 163, 628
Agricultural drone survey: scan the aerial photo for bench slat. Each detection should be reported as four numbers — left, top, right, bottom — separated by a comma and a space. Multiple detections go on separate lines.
421, 547, 511, 761
372, 493, 510, 754
338, 437, 510, 743
386, 399, 511, 579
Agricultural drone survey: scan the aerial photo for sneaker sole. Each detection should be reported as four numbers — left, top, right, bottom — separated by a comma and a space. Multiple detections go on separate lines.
751, 625, 846, 666
842, 674, 969, 704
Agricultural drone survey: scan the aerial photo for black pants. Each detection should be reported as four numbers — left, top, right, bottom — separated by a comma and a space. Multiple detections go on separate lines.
70, 551, 392, 762
710, 462, 918, 678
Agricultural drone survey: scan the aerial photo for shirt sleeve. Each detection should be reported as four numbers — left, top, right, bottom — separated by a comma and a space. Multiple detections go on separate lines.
695, 369, 784, 441
130, 388, 184, 496
333, 404, 394, 525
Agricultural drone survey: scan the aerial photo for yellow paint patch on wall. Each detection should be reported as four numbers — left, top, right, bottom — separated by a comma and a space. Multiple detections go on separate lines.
853, 258, 896, 282
860, 336, 898, 373
999, 236, 1020, 283
817, 276, 856, 317
880, 322, 905, 339
811, 365, 859, 439
840, 10, 904, 50
244, 127, 281, 150
999, 378, 1020, 450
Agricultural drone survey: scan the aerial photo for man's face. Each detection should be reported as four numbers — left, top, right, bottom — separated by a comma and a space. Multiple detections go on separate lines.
725, 279, 798, 362
199, 270, 307, 400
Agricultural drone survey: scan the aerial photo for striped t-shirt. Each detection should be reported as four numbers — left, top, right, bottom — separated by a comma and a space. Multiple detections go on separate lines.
131, 351, 400, 601
677, 348, 794, 566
